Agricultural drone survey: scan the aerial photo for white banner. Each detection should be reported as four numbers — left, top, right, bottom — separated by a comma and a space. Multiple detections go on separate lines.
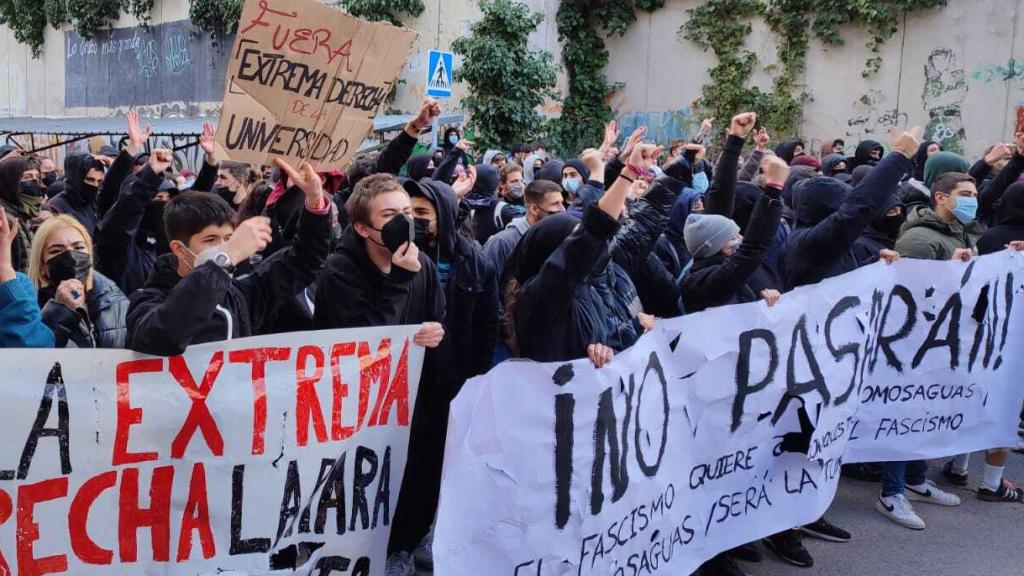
435, 251, 1024, 576
0, 326, 424, 576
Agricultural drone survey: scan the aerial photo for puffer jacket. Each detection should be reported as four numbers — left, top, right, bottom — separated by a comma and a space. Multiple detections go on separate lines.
40, 271, 128, 348
895, 205, 984, 261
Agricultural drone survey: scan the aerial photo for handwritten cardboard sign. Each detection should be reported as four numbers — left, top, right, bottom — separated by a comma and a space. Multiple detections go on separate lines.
216, 0, 417, 171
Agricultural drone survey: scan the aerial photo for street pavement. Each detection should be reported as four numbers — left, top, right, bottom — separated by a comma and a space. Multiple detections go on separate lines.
748, 453, 1024, 576
418, 452, 1024, 576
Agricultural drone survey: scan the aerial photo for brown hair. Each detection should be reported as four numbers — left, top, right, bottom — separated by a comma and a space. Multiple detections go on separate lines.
500, 163, 523, 184
931, 172, 975, 203
345, 173, 405, 226
220, 160, 249, 182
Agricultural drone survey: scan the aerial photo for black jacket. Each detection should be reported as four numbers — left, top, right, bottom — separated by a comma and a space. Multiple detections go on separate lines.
47, 153, 107, 236
95, 166, 166, 295
681, 185, 783, 313
979, 152, 1024, 227
314, 227, 445, 330
780, 152, 911, 290
40, 271, 128, 348
514, 206, 644, 362
978, 182, 1024, 255
411, 179, 499, 385
847, 140, 884, 172
126, 203, 331, 355
851, 194, 903, 268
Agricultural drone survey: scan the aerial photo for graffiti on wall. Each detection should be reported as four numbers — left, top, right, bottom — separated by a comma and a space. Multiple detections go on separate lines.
615, 108, 698, 145
922, 48, 968, 155
972, 60, 1024, 85
845, 89, 907, 144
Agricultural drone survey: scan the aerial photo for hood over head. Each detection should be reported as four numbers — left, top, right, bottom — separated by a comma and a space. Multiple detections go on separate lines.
849, 140, 884, 170
731, 181, 763, 234
510, 211, 582, 285
0, 156, 30, 205
795, 176, 852, 228
912, 140, 938, 181
406, 154, 432, 181
523, 153, 544, 183
782, 165, 817, 208
535, 159, 565, 185
774, 141, 805, 164
482, 149, 505, 166
64, 152, 106, 204
923, 151, 970, 188
404, 177, 458, 262
850, 164, 874, 188
465, 163, 499, 208
822, 154, 848, 177
668, 189, 706, 237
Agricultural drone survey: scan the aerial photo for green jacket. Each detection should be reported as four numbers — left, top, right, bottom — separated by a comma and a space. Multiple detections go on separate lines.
895, 205, 984, 261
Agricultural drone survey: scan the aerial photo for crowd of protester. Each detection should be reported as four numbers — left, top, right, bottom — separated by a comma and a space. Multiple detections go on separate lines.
2, 99, 1024, 576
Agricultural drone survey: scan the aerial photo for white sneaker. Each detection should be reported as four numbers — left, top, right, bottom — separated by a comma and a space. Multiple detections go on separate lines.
414, 526, 434, 569
906, 479, 962, 506
385, 551, 416, 576
876, 493, 926, 530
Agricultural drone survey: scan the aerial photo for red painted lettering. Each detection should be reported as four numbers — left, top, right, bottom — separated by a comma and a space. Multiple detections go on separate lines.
229, 347, 291, 455
170, 353, 225, 459
329, 342, 357, 440
69, 471, 116, 565
176, 463, 215, 562
296, 346, 328, 446
370, 338, 411, 426
118, 466, 173, 563
114, 359, 163, 466
239, 0, 297, 36
0, 489, 12, 574
17, 478, 68, 576
358, 339, 391, 431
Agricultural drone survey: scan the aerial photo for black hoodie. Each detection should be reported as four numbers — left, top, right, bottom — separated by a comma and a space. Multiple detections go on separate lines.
774, 141, 804, 165
95, 166, 167, 294
126, 201, 331, 355
847, 139, 884, 172
978, 182, 1024, 255
47, 153, 107, 236
406, 178, 498, 386
851, 194, 904, 267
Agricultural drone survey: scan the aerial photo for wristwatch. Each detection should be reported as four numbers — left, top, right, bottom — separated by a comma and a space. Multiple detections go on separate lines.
211, 251, 235, 274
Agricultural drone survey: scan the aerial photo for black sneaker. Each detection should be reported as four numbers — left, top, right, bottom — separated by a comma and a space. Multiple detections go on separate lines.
841, 463, 882, 482
942, 459, 969, 486
727, 542, 762, 563
978, 479, 1024, 502
699, 553, 748, 576
800, 517, 851, 543
763, 530, 814, 568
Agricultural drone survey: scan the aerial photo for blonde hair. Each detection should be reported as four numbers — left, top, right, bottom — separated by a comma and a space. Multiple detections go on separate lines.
28, 215, 94, 291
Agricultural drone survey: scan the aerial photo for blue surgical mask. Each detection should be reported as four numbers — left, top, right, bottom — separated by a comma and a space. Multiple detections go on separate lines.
562, 177, 581, 194
951, 195, 978, 224
448, 134, 459, 145
691, 171, 709, 194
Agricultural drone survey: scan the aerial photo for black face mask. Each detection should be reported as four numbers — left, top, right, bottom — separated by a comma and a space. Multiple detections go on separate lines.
21, 179, 43, 198
79, 182, 99, 204
371, 214, 415, 253
47, 250, 92, 285
215, 186, 235, 204
42, 172, 58, 187
877, 214, 904, 240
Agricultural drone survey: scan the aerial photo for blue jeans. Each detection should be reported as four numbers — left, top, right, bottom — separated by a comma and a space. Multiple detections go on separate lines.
881, 460, 928, 497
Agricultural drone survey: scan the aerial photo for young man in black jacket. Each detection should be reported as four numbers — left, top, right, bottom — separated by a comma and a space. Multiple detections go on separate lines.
126, 151, 331, 356
313, 173, 445, 576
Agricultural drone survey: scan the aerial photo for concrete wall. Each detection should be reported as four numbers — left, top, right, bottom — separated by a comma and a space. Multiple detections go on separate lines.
0, 0, 1021, 159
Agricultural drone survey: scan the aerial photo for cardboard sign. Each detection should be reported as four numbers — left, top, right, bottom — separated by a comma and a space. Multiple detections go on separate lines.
435, 251, 1024, 575
215, 0, 417, 171
0, 326, 424, 576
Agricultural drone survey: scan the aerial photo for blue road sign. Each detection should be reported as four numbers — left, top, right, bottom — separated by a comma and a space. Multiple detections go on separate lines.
426, 50, 453, 98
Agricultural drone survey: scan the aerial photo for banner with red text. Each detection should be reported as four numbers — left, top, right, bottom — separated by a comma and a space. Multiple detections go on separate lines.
435, 250, 1024, 576
215, 0, 418, 171
0, 326, 423, 576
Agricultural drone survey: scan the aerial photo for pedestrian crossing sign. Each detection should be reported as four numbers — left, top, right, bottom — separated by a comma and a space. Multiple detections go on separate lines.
426, 49, 453, 98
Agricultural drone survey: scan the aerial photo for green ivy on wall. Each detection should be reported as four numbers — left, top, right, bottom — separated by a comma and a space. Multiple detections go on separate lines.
0, 0, 47, 56
121, 0, 156, 27
682, 0, 948, 143
452, 0, 558, 150
550, 0, 664, 157
189, 0, 244, 35
334, 0, 425, 26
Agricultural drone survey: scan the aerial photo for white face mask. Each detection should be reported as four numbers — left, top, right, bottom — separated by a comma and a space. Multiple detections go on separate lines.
181, 242, 227, 271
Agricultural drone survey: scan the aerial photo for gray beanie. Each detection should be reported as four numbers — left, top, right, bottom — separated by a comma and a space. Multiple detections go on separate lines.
684, 213, 740, 259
